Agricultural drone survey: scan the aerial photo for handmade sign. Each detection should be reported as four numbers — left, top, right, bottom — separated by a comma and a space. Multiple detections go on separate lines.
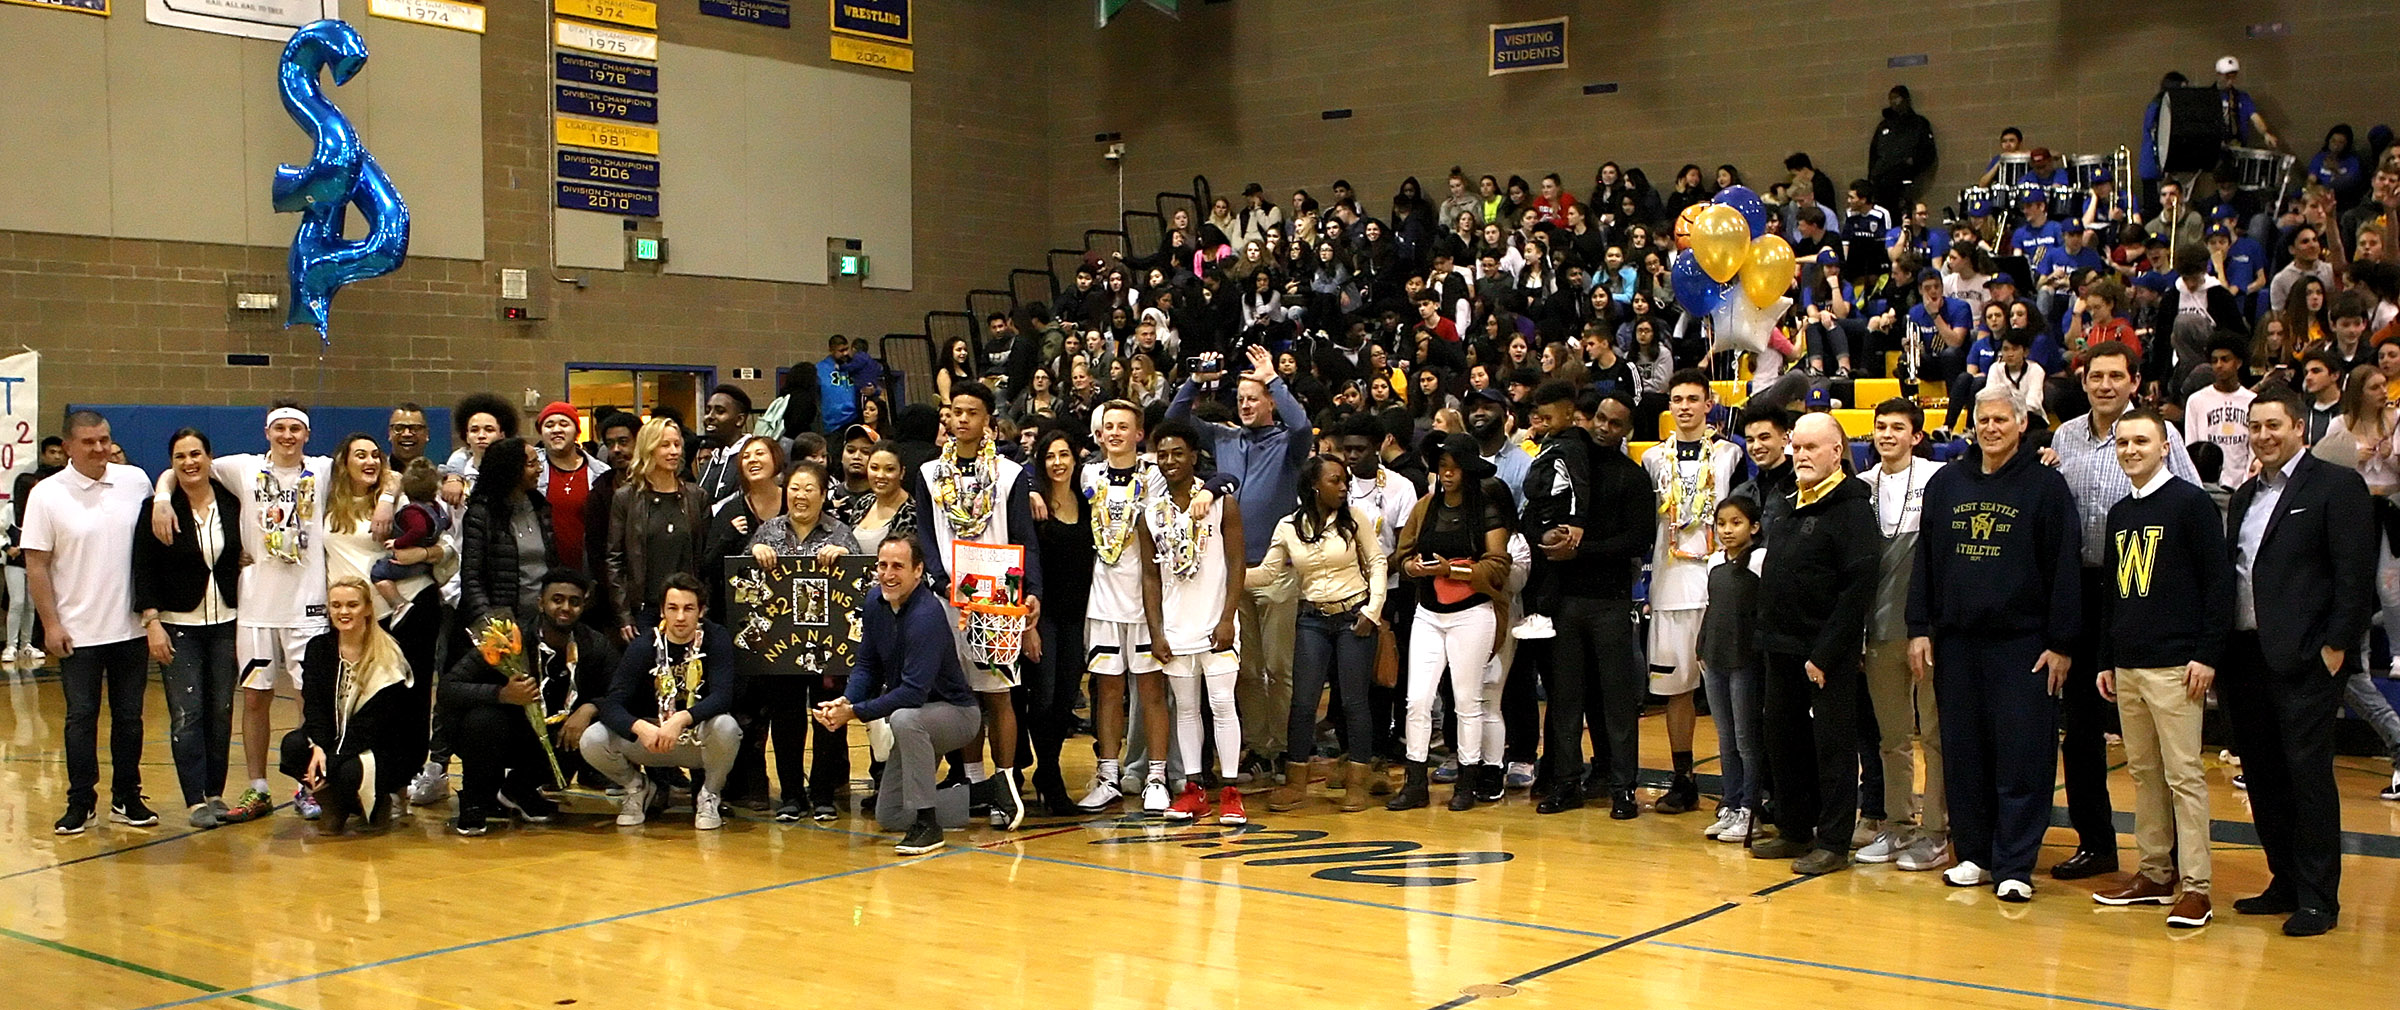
725, 554, 871, 676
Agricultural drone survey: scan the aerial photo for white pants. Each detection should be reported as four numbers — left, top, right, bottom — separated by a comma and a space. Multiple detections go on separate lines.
1168, 651, 1240, 780
1403, 604, 1497, 764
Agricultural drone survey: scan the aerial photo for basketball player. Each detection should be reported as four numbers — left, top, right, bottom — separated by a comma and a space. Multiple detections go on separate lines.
1150, 421, 1248, 825
1641, 370, 1744, 816
1076, 401, 1176, 814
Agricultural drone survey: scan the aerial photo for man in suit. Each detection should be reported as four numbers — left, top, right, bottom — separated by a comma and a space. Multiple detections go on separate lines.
2221, 385, 2375, 937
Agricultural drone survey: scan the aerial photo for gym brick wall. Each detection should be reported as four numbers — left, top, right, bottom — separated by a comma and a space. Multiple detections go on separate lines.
0, 0, 1050, 414
1042, 1, 2400, 258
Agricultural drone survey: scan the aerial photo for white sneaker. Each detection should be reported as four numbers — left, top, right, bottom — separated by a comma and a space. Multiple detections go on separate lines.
24, 647, 43, 662
1995, 879, 2034, 902
1856, 828, 1910, 864
1715, 809, 1753, 843
1896, 834, 1954, 871
1512, 614, 1556, 640
1140, 779, 1171, 815
1703, 808, 1735, 839
1943, 860, 1990, 887
2381, 771, 2400, 802
615, 775, 651, 826
694, 787, 723, 830
1076, 775, 1122, 812
407, 761, 450, 805
1, 646, 16, 663
1505, 762, 1536, 789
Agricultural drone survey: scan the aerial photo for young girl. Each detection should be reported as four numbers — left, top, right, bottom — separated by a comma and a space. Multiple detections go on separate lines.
1697, 497, 1765, 844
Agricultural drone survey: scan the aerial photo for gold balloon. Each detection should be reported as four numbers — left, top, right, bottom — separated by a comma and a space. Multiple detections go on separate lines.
1673, 203, 1705, 250
1740, 234, 1798, 309
1688, 204, 1750, 283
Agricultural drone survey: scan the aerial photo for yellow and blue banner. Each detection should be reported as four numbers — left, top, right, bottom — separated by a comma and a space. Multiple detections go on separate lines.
1489, 17, 1567, 76
830, 0, 906, 43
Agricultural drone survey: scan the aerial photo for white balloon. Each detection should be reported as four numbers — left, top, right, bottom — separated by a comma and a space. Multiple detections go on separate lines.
1708, 295, 1789, 358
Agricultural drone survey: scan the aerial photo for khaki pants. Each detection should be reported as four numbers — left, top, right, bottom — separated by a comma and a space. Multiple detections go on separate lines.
2115, 665, 2211, 892
1236, 572, 1297, 760
1863, 638, 1946, 834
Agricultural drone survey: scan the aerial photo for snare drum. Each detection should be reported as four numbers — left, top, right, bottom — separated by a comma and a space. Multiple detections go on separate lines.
2050, 184, 2082, 211
1961, 186, 1994, 218
1995, 152, 2032, 186
2228, 147, 2282, 191
2070, 154, 2109, 190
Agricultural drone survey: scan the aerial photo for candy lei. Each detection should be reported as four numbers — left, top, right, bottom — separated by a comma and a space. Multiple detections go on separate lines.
932, 437, 998, 540
1090, 464, 1157, 565
258, 464, 316, 564
1149, 491, 1210, 581
652, 625, 706, 740
1657, 437, 1717, 561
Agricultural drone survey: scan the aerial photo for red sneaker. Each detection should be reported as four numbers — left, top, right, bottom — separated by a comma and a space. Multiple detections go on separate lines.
1216, 786, 1247, 826
1165, 782, 1210, 821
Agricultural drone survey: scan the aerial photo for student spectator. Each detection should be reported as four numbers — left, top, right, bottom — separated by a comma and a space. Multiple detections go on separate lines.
1856, 400, 1951, 871
1866, 86, 1936, 212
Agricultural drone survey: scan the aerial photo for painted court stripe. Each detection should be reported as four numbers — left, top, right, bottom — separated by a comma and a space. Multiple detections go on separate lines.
1648, 943, 2170, 1010
118, 851, 959, 1010
0, 803, 293, 883
969, 846, 1621, 941
0, 926, 306, 1010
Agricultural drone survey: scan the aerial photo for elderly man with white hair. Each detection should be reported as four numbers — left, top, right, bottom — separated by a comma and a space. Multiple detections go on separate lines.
1748, 412, 1881, 876
1907, 386, 2083, 904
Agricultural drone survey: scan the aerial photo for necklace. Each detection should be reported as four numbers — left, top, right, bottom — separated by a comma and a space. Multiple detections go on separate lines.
1089, 462, 1156, 564
652, 626, 706, 744
1149, 487, 1210, 580
932, 438, 998, 540
1657, 435, 1718, 537
257, 462, 317, 564
1871, 463, 1918, 539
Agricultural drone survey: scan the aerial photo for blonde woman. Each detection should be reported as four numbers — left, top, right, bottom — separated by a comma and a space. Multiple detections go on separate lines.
607, 417, 707, 640
280, 577, 416, 835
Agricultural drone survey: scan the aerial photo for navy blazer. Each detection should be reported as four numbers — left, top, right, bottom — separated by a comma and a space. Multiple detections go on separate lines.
2225, 452, 2375, 677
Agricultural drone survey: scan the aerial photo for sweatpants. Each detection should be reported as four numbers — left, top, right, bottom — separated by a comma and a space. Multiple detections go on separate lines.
1862, 636, 1946, 834
579, 714, 742, 794
881, 702, 983, 823
1403, 604, 1496, 763
1763, 650, 1861, 852
1934, 632, 2057, 884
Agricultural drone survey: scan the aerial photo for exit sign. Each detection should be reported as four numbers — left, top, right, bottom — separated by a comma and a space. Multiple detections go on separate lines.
839, 254, 868, 277
632, 237, 661, 261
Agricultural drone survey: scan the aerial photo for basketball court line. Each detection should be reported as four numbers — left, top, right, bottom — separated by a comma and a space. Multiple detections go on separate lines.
0, 926, 306, 1010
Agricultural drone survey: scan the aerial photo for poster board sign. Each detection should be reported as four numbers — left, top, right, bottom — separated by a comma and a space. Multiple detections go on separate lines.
0, 352, 40, 511
725, 554, 871, 676
947, 541, 1024, 610
147, 0, 338, 41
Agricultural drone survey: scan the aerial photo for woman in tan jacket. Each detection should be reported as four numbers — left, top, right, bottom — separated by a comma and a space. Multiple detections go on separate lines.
1388, 434, 1513, 812
1249, 455, 1385, 812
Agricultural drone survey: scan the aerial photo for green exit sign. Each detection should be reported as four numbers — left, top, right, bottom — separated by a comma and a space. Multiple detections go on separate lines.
839, 254, 868, 277
632, 237, 661, 261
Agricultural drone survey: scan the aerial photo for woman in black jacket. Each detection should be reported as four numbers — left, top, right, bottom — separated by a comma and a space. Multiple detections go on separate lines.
131, 428, 244, 828
459, 438, 556, 621
278, 578, 418, 834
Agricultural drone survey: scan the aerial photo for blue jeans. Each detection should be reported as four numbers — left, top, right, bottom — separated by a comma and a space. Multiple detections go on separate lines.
61, 637, 149, 808
162, 622, 239, 806
1287, 609, 1375, 765
1701, 663, 1762, 811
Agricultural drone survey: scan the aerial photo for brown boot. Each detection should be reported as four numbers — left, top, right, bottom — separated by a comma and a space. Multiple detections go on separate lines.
1339, 761, 1372, 811
1367, 759, 1395, 796
1268, 762, 1310, 812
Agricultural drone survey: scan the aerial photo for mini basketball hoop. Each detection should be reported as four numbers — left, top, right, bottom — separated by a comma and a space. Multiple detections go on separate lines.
959, 599, 1029, 667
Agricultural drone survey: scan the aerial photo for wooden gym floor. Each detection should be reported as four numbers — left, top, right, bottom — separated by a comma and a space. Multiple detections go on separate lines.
4, 664, 2395, 1010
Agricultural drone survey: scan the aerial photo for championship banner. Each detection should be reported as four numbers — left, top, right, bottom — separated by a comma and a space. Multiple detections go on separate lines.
829, 0, 905, 44
0, 352, 41, 510
1488, 17, 1567, 76
3, 0, 110, 15
369, 0, 484, 33
555, 17, 657, 61
726, 555, 872, 677
701, 0, 787, 28
146, 0, 337, 41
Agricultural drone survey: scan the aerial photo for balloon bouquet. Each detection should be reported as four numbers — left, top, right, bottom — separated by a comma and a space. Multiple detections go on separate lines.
1669, 186, 1796, 372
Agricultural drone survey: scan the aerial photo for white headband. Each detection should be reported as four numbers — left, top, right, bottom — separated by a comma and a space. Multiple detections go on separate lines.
266, 407, 311, 429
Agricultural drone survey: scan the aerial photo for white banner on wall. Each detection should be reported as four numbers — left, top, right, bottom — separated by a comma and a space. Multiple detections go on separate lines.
147, 0, 341, 41
0, 352, 41, 510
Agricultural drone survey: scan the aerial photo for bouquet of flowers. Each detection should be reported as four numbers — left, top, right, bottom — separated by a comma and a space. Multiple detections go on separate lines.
478, 614, 565, 789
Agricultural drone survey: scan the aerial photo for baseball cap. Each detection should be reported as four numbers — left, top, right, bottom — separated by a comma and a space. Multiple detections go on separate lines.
840, 423, 876, 444
2209, 203, 2239, 220
1985, 272, 2018, 288
1467, 387, 1511, 408
1915, 267, 1943, 285
2062, 220, 2084, 233
2135, 272, 2175, 294
2216, 55, 2240, 74
2207, 224, 2232, 240
2019, 188, 2047, 206
1802, 385, 1832, 410
2029, 147, 2053, 161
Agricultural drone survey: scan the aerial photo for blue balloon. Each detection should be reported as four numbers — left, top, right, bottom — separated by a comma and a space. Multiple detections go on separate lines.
1670, 250, 1729, 317
1712, 184, 1768, 238
274, 20, 409, 342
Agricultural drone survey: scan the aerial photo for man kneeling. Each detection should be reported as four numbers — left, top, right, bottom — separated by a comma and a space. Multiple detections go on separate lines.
815, 535, 980, 855
444, 570, 620, 835
580, 573, 739, 829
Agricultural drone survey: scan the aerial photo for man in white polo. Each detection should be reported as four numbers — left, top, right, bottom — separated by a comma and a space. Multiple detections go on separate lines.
153, 400, 336, 823
26, 410, 156, 835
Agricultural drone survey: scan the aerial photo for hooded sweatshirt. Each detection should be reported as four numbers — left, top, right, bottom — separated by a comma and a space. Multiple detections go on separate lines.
1868, 86, 1937, 183
1905, 443, 2082, 650
1756, 473, 1880, 672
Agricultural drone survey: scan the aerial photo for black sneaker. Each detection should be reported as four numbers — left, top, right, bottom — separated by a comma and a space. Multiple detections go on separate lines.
1653, 776, 1699, 815
989, 771, 1024, 830
811, 803, 839, 822
55, 802, 94, 836
775, 800, 804, 823
895, 819, 945, 855
497, 787, 560, 824
111, 796, 161, 828
454, 807, 491, 836
1473, 765, 1506, 804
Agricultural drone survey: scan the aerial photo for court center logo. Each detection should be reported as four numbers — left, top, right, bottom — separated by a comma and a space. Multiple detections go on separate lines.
1092, 825, 1514, 887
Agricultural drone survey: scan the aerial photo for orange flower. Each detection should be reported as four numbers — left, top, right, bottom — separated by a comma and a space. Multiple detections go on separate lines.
479, 642, 504, 666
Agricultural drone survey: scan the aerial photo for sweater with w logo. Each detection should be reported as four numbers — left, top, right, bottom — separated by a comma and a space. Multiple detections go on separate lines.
2098, 475, 2233, 671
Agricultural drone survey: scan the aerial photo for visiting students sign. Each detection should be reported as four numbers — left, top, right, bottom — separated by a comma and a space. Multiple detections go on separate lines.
1489, 17, 1567, 76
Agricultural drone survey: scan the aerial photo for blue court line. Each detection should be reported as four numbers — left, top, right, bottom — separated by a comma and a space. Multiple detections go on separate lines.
1647, 943, 2170, 1010
965, 846, 1622, 941
118, 850, 961, 1010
